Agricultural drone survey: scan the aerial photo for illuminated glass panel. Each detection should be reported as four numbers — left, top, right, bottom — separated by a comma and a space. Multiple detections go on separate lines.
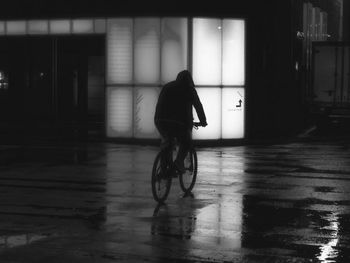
94, 19, 106, 33
6, 21, 26, 35
193, 88, 221, 139
134, 87, 159, 138
134, 18, 160, 84
221, 88, 245, 139
106, 87, 133, 137
72, 19, 94, 34
193, 18, 222, 85
222, 20, 245, 86
107, 19, 133, 84
0, 22, 5, 35
161, 18, 188, 83
49, 20, 71, 34
28, 20, 49, 34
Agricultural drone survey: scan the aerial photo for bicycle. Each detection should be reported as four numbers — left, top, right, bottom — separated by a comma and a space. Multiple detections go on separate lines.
151, 122, 202, 203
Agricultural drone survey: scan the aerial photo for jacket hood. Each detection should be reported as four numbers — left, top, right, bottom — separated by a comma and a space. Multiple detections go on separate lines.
176, 70, 195, 88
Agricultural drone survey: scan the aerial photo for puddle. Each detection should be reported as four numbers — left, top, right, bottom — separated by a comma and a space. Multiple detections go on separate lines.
0, 233, 49, 249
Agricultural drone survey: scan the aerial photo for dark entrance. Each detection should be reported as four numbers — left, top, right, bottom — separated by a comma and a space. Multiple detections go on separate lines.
0, 36, 105, 142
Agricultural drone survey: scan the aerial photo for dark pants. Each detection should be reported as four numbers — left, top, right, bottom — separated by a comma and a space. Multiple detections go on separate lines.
155, 121, 192, 166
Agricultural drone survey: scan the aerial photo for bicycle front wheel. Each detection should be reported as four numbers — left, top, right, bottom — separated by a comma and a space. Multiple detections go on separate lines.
179, 148, 197, 193
151, 152, 172, 203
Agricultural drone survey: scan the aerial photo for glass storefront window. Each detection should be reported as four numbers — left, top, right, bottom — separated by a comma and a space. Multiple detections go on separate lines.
193, 88, 222, 139
28, 20, 49, 35
134, 18, 160, 84
134, 87, 160, 138
6, 21, 27, 35
107, 19, 133, 84
72, 19, 94, 34
221, 88, 245, 138
0, 17, 246, 140
161, 18, 188, 83
192, 18, 222, 86
222, 19, 245, 86
107, 87, 133, 137
49, 20, 71, 34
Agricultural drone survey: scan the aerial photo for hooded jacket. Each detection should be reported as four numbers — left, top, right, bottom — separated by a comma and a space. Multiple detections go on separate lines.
154, 70, 207, 129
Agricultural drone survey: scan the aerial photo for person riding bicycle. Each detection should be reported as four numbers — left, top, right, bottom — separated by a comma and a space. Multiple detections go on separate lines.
154, 70, 207, 174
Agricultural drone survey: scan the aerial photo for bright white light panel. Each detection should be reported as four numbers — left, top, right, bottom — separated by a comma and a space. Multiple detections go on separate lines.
222, 19, 245, 86
104, 17, 246, 140
28, 20, 49, 34
0, 19, 107, 35
107, 87, 133, 137
6, 21, 26, 35
222, 88, 245, 138
134, 18, 160, 84
72, 19, 94, 34
193, 88, 221, 139
107, 19, 133, 84
193, 18, 222, 85
161, 18, 188, 83
134, 87, 159, 138
193, 18, 245, 86
50, 20, 71, 34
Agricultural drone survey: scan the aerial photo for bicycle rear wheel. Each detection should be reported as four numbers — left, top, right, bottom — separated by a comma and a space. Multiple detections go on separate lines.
179, 148, 197, 193
151, 151, 172, 203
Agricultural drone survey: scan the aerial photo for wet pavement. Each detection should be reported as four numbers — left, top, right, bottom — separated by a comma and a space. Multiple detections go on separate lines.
0, 137, 350, 262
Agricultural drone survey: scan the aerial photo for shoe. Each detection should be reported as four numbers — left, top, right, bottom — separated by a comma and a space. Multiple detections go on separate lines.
174, 160, 185, 174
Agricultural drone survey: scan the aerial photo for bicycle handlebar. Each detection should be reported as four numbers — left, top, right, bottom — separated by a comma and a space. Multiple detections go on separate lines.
193, 122, 202, 129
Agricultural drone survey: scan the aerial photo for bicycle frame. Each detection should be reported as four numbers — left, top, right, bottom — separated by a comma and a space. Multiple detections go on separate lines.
151, 122, 202, 202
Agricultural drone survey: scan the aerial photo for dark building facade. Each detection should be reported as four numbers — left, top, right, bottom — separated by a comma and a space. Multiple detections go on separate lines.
0, 0, 345, 142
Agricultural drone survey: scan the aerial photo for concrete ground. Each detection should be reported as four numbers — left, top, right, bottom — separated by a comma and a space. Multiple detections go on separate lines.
0, 137, 350, 262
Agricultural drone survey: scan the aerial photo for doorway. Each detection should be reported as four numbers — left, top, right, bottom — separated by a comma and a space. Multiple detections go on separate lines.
0, 36, 105, 140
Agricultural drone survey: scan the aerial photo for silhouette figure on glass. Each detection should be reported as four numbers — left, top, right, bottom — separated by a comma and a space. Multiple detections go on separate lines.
154, 70, 207, 174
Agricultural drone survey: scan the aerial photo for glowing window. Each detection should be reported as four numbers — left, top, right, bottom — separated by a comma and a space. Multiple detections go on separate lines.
0, 22, 5, 35
193, 88, 221, 139
134, 87, 159, 138
134, 18, 160, 84
49, 20, 71, 34
222, 20, 245, 86
192, 18, 222, 85
28, 20, 49, 34
221, 88, 245, 139
94, 19, 106, 33
72, 19, 94, 34
6, 21, 26, 35
107, 87, 133, 137
161, 18, 188, 83
107, 19, 133, 84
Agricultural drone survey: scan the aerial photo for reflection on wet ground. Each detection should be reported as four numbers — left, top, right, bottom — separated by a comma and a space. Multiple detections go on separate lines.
0, 139, 350, 262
